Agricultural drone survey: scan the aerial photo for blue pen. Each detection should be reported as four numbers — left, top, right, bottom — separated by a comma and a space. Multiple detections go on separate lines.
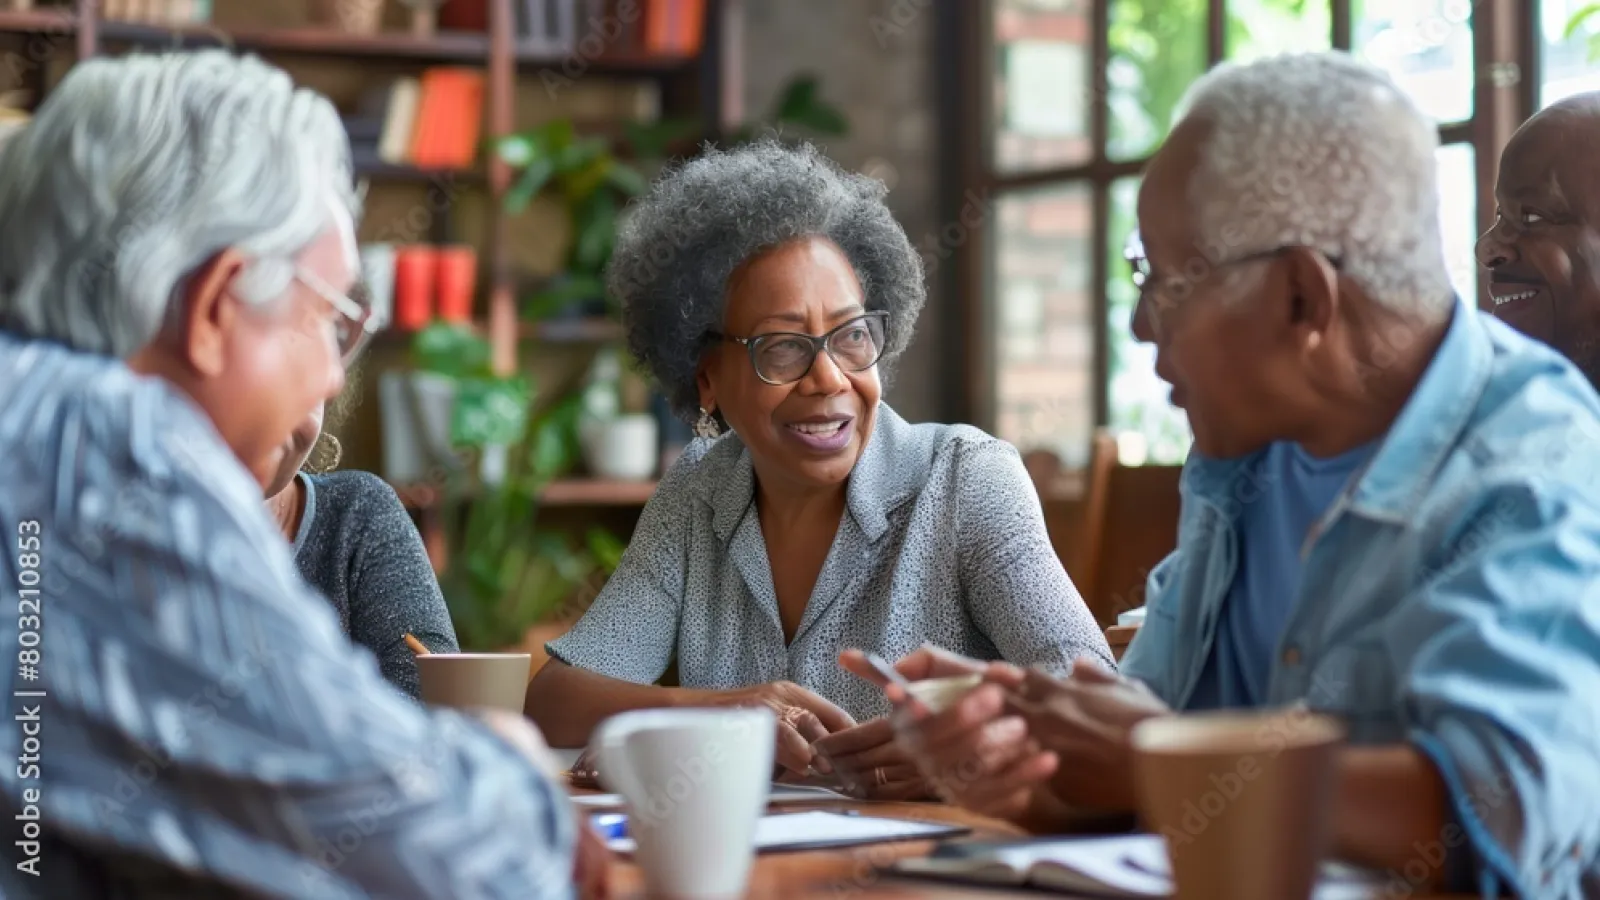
590, 813, 628, 841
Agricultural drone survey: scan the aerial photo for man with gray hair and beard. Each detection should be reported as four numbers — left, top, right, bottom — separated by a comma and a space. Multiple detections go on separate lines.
0, 51, 600, 898
874, 52, 1600, 897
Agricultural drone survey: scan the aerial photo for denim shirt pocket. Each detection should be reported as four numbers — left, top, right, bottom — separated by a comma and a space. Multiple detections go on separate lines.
1306, 640, 1403, 743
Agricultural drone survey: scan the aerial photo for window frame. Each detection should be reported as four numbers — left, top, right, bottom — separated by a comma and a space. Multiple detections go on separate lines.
940, 0, 1535, 448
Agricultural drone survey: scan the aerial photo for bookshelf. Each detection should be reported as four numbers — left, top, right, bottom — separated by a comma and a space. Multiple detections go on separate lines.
0, 0, 734, 537
0, 9, 71, 32
395, 477, 659, 510
0, 7, 705, 72
352, 159, 486, 185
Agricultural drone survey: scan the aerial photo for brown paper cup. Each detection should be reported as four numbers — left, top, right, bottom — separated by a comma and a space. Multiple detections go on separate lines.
415, 653, 531, 713
1131, 709, 1345, 900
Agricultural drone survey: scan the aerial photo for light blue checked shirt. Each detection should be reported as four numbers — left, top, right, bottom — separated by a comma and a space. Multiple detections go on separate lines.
1121, 305, 1600, 898
0, 331, 576, 899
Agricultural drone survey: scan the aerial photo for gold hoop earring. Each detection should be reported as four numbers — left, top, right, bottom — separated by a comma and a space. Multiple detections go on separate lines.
305, 433, 343, 474
694, 407, 721, 439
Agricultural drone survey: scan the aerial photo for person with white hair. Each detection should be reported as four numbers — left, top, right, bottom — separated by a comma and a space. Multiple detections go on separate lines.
0, 51, 602, 898
859, 51, 1600, 897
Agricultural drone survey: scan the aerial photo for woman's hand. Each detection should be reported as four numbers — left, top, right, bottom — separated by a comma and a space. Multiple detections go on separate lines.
810, 718, 931, 800
713, 680, 856, 778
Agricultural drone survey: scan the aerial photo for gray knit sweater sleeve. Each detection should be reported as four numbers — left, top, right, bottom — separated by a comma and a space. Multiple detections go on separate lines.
292, 471, 460, 698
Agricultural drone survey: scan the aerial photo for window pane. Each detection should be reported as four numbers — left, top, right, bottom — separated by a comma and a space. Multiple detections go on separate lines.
1541, 0, 1600, 106
992, 184, 1095, 468
1436, 142, 1478, 304
1353, 0, 1473, 124
991, 0, 1094, 173
1106, 178, 1192, 466
1107, 0, 1207, 161
1227, 0, 1332, 61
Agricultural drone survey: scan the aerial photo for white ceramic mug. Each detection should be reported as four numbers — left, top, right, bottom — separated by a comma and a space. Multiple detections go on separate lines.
593, 707, 775, 899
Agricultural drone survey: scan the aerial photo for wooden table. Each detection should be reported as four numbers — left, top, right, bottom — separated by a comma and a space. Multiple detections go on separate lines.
587, 792, 1475, 899
596, 796, 1032, 898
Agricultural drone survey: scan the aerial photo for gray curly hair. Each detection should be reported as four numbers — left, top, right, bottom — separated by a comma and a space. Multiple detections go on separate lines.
607, 138, 926, 422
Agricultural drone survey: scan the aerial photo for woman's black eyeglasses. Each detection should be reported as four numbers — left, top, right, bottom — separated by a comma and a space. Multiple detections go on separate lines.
709, 311, 889, 386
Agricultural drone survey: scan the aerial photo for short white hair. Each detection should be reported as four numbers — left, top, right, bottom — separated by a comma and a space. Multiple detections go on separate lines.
0, 50, 359, 356
1174, 51, 1453, 316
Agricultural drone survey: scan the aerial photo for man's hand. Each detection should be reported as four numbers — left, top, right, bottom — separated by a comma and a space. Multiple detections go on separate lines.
890, 681, 1058, 821
810, 718, 931, 800
573, 819, 613, 900
1008, 658, 1173, 813
713, 681, 856, 778
840, 646, 1057, 821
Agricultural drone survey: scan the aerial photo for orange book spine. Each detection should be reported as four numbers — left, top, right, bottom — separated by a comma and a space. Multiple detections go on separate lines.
676, 0, 704, 54
643, 0, 674, 54
441, 70, 485, 169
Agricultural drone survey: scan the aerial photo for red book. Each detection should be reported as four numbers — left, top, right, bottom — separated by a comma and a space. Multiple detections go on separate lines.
644, 0, 674, 53
409, 68, 486, 169
675, 0, 704, 55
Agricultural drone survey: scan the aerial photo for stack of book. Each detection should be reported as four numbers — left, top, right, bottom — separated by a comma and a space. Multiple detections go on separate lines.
344, 68, 486, 172
101, 0, 212, 24
640, 0, 704, 55
507, 0, 706, 56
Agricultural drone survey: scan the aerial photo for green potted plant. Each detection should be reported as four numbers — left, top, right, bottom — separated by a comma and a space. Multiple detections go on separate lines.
496, 120, 652, 323
1567, 4, 1600, 60
406, 321, 625, 651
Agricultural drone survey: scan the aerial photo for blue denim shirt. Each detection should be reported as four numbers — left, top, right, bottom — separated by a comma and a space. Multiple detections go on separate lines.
1120, 306, 1600, 899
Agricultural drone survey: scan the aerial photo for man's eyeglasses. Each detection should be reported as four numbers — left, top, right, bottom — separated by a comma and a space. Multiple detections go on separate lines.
1123, 229, 1342, 300
709, 311, 889, 386
295, 267, 377, 366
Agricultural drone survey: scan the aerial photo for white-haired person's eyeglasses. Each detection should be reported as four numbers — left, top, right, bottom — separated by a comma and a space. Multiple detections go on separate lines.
1123, 228, 1342, 307
294, 266, 377, 366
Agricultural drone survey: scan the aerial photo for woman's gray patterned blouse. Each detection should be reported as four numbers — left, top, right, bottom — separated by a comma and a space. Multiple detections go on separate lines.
547, 404, 1113, 723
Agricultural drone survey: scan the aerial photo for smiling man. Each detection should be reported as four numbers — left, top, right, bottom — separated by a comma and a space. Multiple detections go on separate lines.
1477, 91, 1600, 382
881, 52, 1600, 899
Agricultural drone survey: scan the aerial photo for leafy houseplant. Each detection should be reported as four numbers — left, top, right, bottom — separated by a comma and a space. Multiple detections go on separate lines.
1568, 4, 1600, 60
408, 322, 624, 650
497, 120, 653, 322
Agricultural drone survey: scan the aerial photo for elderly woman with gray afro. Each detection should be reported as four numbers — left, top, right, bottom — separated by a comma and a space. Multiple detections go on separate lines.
528, 138, 1111, 800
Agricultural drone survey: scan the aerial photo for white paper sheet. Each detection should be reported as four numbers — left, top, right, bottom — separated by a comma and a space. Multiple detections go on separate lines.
603, 810, 964, 854
896, 834, 1388, 899
573, 782, 855, 809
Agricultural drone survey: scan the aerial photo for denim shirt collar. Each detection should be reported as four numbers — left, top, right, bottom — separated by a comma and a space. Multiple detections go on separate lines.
1180, 301, 1488, 525
1347, 301, 1490, 522
703, 402, 924, 544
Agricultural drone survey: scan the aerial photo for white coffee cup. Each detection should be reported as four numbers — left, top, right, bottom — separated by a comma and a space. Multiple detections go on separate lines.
593, 707, 775, 899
